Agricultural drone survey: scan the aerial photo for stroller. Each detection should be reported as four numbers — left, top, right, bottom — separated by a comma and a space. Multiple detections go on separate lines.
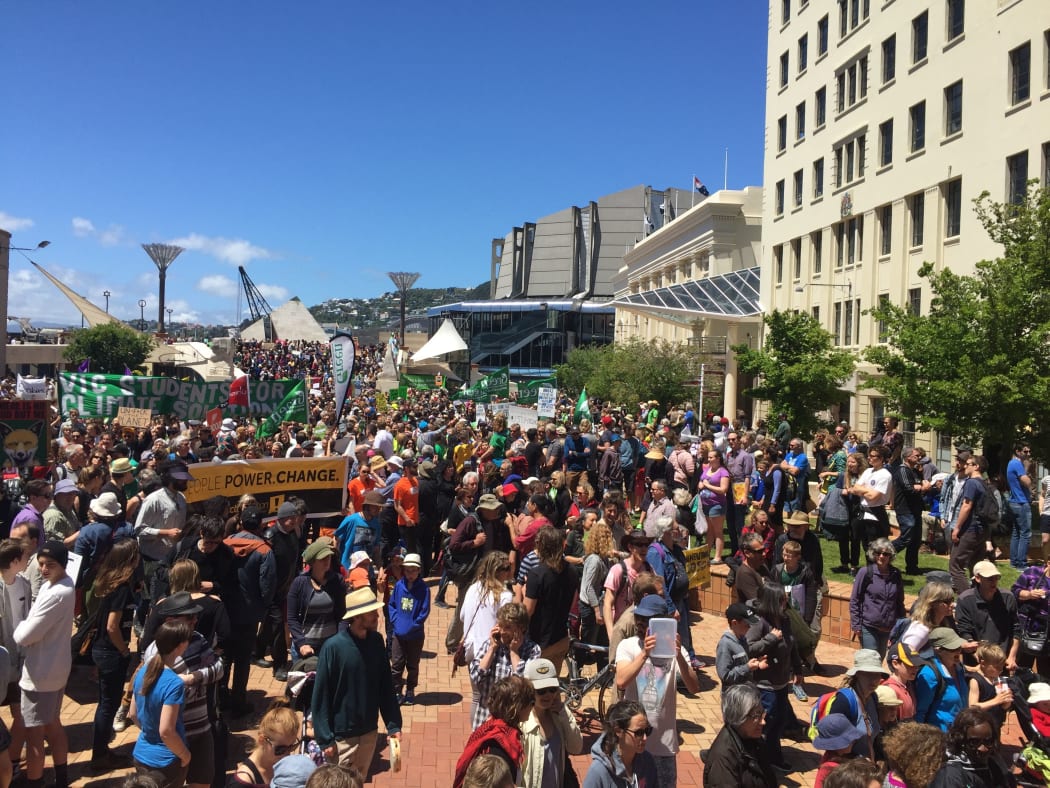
286, 655, 326, 766
1006, 668, 1050, 786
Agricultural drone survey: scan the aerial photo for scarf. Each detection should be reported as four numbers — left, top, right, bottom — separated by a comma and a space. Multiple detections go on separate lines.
453, 718, 523, 788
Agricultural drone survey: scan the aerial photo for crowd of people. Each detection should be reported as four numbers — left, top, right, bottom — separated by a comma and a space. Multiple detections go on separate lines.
0, 340, 1047, 787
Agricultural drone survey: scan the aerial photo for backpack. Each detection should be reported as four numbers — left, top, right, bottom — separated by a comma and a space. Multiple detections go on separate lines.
976, 481, 1006, 537
808, 687, 860, 741
613, 559, 652, 614
70, 603, 103, 666
653, 542, 690, 600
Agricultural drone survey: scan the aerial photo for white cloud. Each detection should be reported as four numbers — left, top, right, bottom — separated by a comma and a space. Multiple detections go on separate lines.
164, 299, 200, 324
257, 283, 289, 302
72, 217, 96, 237
0, 211, 34, 233
169, 232, 274, 266
98, 225, 126, 246
197, 275, 239, 298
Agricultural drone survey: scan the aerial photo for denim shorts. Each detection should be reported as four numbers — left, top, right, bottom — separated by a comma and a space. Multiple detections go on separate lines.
702, 503, 725, 517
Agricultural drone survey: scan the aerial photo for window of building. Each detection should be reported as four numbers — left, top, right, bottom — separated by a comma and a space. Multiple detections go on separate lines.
833, 301, 843, 345
776, 179, 786, 215
778, 115, 787, 152
947, 0, 964, 41
836, 56, 868, 114
910, 101, 926, 152
835, 216, 864, 267
910, 192, 925, 247
838, 0, 868, 38
945, 178, 962, 237
844, 298, 855, 344
913, 11, 928, 63
816, 86, 827, 127
908, 287, 921, 316
812, 305, 820, 323
814, 157, 824, 198
792, 238, 802, 279
879, 203, 892, 255
1010, 42, 1031, 105
1007, 151, 1029, 205
796, 102, 806, 140
774, 244, 784, 284
1044, 142, 1050, 186
798, 34, 808, 72
834, 134, 866, 187
879, 119, 893, 166
839, 0, 848, 37
944, 80, 963, 135
818, 14, 829, 55
836, 72, 845, 113
1045, 31, 1050, 91
882, 35, 896, 83
812, 230, 823, 273
877, 293, 890, 343
782, 0, 791, 24
793, 169, 804, 207
780, 51, 790, 88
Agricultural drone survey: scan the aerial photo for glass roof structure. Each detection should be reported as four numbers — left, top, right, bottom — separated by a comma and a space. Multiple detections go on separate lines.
613, 266, 762, 319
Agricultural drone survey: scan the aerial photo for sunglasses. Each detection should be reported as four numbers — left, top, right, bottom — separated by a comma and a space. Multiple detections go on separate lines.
266, 737, 301, 756
536, 686, 560, 696
626, 725, 654, 738
965, 736, 997, 748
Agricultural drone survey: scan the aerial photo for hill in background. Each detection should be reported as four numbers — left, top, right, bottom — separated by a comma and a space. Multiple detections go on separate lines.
308, 281, 489, 330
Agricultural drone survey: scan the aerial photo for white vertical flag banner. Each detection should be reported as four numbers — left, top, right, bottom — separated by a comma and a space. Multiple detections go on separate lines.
329, 332, 357, 426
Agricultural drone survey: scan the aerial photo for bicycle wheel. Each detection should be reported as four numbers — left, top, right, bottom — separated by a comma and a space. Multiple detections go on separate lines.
596, 667, 617, 719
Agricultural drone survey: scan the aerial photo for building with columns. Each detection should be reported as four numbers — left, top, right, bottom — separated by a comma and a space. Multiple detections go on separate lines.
761, 0, 1050, 463
612, 186, 764, 421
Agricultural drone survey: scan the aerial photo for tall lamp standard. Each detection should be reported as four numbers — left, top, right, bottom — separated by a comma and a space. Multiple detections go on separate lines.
142, 244, 183, 335
166, 308, 173, 336
386, 271, 420, 347
138, 299, 147, 332
103, 290, 111, 314
0, 236, 50, 378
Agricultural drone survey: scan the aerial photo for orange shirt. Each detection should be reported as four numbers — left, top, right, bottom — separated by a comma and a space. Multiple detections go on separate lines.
347, 475, 377, 513
393, 475, 419, 526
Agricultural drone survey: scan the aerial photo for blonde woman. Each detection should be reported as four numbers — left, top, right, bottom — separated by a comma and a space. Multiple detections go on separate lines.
460, 551, 514, 665
901, 581, 956, 654
580, 521, 618, 658
229, 701, 301, 788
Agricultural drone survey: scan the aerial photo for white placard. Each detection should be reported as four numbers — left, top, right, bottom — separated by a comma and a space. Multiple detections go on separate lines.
537, 386, 556, 418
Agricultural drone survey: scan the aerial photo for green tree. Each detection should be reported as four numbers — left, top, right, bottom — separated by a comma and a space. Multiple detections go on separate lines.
555, 337, 697, 410
732, 310, 856, 440
64, 323, 154, 374
865, 183, 1050, 460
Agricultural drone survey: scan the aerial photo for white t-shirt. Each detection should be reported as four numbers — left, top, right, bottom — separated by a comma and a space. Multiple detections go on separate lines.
460, 584, 512, 664
858, 466, 892, 519
615, 636, 689, 757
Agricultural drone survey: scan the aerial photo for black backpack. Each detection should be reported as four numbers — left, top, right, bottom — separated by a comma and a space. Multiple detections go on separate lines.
976, 481, 1003, 534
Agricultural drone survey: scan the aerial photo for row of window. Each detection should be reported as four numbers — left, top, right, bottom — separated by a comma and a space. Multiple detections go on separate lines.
807, 292, 922, 347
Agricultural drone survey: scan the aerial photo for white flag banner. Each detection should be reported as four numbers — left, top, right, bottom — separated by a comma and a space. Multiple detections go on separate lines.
16, 374, 47, 400
329, 332, 357, 426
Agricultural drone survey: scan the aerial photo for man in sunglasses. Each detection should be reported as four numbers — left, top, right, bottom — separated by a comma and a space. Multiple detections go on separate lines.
614, 593, 699, 786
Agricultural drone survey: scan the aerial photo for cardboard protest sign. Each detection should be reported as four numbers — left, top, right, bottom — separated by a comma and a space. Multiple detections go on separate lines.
0, 400, 50, 472
185, 457, 347, 518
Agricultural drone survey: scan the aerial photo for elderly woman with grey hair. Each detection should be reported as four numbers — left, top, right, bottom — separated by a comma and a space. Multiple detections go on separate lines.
848, 536, 905, 657
645, 516, 703, 669
702, 683, 776, 788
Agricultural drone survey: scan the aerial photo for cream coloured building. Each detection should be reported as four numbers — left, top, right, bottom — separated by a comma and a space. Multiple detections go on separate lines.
612, 187, 764, 420
762, 0, 1050, 462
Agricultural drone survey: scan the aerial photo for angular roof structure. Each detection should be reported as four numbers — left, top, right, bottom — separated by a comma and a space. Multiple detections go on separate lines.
241, 298, 329, 342
613, 266, 763, 319
411, 318, 468, 362
31, 261, 124, 327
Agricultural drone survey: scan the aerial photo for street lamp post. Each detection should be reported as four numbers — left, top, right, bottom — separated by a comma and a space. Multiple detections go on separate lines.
166, 308, 173, 336
103, 290, 111, 314
142, 244, 184, 335
0, 237, 50, 378
138, 299, 147, 332
386, 271, 420, 347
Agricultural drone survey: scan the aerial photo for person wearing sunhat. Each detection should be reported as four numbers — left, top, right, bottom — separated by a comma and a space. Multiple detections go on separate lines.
43, 478, 81, 548
388, 553, 430, 705
812, 712, 867, 788
518, 658, 583, 788
823, 648, 890, 760
102, 457, 135, 515
915, 626, 969, 731
311, 587, 402, 779
287, 540, 347, 664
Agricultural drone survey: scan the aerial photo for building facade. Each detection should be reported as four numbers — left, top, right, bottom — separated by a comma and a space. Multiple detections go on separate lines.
762, 0, 1050, 462
613, 187, 765, 421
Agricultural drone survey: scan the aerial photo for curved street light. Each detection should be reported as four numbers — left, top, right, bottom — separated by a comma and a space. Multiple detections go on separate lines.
103, 290, 111, 314
0, 237, 51, 378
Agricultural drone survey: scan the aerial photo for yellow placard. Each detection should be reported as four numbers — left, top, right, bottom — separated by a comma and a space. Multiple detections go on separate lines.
684, 545, 711, 590
184, 457, 348, 516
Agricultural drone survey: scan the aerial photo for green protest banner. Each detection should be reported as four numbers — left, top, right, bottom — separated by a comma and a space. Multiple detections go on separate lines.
58, 372, 300, 421
256, 381, 309, 439
516, 376, 557, 405
399, 373, 444, 390
456, 366, 510, 402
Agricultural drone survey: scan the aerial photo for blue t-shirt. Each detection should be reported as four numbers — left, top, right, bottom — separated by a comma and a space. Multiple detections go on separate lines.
1007, 456, 1031, 503
132, 665, 186, 767
959, 476, 986, 532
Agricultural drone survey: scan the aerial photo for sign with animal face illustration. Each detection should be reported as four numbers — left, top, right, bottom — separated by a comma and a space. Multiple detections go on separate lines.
0, 400, 49, 471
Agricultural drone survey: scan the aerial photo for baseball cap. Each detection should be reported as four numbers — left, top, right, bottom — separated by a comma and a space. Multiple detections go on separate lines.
875, 685, 904, 707
928, 626, 965, 651
725, 602, 758, 624
167, 461, 193, 480
972, 560, 1001, 579
524, 658, 560, 690
634, 594, 666, 618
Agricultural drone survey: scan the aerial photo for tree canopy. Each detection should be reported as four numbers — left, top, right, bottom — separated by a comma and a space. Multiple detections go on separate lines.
732, 310, 856, 440
64, 323, 154, 374
555, 337, 698, 409
865, 183, 1050, 460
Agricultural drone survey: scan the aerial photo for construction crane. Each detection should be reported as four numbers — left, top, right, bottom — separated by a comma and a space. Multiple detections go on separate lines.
238, 266, 275, 341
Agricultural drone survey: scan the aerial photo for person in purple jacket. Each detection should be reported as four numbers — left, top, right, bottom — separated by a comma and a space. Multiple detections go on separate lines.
849, 538, 906, 658
388, 553, 430, 705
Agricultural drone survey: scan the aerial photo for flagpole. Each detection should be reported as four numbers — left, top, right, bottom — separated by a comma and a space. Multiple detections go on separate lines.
724, 149, 729, 190
691, 174, 695, 209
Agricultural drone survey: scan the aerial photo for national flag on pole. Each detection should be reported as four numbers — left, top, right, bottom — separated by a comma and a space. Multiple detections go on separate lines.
574, 388, 592, 423
693, 176, 710, 196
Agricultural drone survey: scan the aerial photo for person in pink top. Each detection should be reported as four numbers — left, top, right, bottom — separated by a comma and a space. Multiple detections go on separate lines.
699, 451, 730, 563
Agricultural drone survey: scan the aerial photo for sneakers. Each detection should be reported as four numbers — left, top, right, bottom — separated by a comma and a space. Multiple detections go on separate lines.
790, 682, 809, 702
90, 750, 131, 772
401, 691, 415, 706
689, 656, 707, 670
112, 704, 130, 732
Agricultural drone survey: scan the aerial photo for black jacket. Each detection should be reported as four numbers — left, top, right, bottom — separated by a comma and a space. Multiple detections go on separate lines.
702, 724, 776, 788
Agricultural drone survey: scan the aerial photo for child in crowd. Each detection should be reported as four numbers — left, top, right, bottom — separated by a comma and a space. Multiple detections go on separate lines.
873, 684, 903, 760
715, 602, 767, 693
881, 641, 925, 721
347, 551, 372, 591
1028, 682, 1050, 737
967, 642, 1013, 731
378, 549, 405, 656
812, 713, 865, 788
388, 553, 430, 706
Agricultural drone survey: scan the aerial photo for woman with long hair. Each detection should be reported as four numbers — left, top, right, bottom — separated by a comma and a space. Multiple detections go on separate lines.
129, 620, 193, 788
90, 538, 141, 770
453, 674, 535, 788
580, 699, 658, 787
599, 492, 631, 552
523, 527, 577, 672
548, 472, 572, 530
931, 707, 1015, 786
699, 448, 730, 562
580, 521, 618, 659
901, 581, 955, 654
229, 701, 301, 788
460, 551, 514, 667
831, 451, 869, 575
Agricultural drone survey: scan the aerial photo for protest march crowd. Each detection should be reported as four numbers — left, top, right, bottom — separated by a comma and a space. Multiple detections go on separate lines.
0, 336, 1048, 788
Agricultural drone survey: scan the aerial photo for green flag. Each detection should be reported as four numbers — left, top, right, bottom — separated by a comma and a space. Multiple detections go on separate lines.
574, 388, 591, 423
256, 380, 309, 439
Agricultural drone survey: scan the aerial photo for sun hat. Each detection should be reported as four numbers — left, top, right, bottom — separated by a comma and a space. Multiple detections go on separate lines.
342, 587, 384, 619
154, 591, 203, 618
928, 626, 965, 651
89, 492, 122, 519
476, 493, 502, 512
403, 553, 422, 569
349, 550, 371, 570
369, 456, 387, 473
874, 685, 904, 707
271, 754, 317, 788
785, 510, 811, 526
846, 648, 891, 677
53, 479, 78, 496
644, 447, 665, 460
813, 713, 865, 751
524, 658, 560, 690
109, 458, 134, 475
634, 594, 666, 618
1028, 682, 1050, 705
221, 418, 237, 430
386, 455, 403, 469
303, 540, 335, 564
972, 560, 1001, 579
362, 491, 385, 508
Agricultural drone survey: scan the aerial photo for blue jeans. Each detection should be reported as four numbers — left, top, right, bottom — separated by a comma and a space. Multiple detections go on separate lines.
860, 626, 890, 659
759, 685, 792, 766
1010, 500, 1032, 568
92, 646, 130, 758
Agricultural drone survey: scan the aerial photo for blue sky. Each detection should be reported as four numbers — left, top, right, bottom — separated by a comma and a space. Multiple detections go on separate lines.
3, 3, 768, 327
